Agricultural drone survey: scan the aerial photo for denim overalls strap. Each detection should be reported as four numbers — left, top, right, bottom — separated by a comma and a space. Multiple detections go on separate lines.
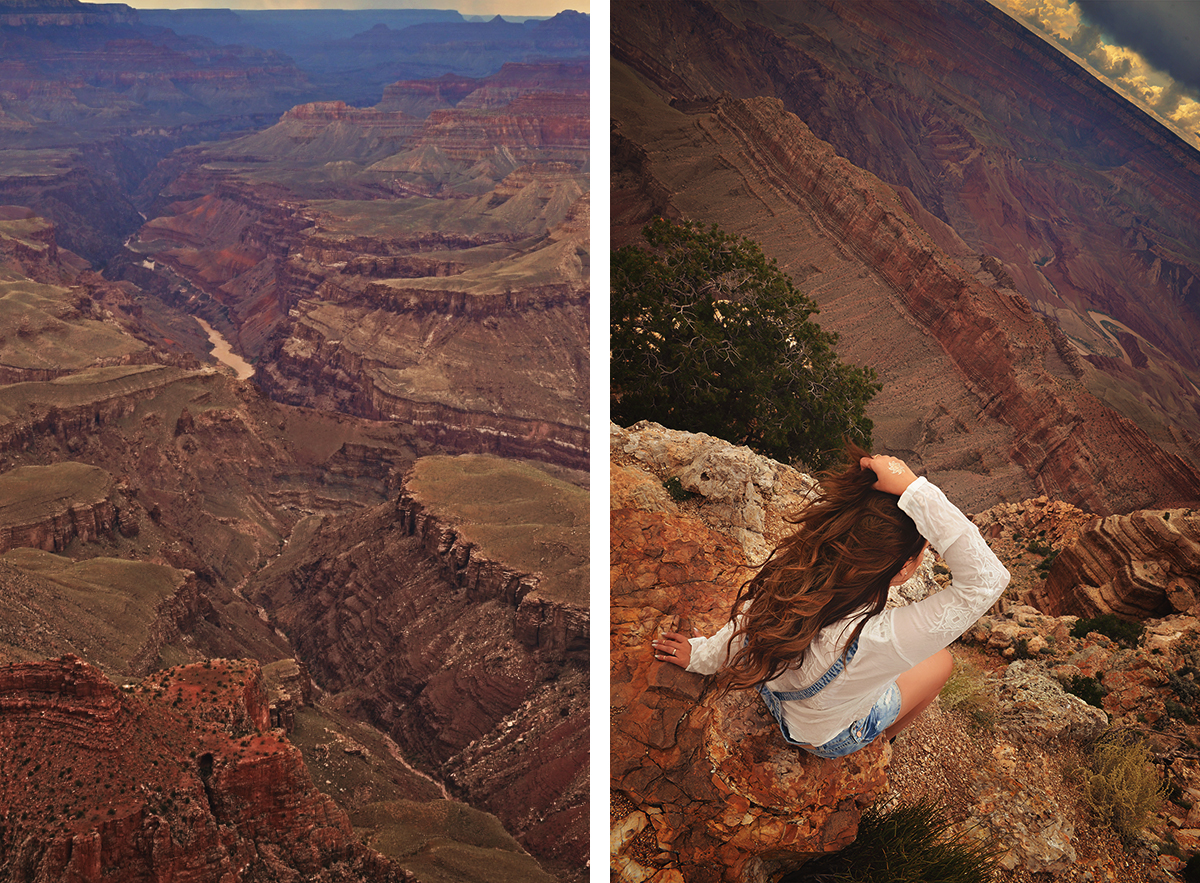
753, 638, 859, 746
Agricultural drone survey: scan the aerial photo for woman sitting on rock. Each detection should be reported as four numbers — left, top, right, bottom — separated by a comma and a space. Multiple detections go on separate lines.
652, 444, 1009, 758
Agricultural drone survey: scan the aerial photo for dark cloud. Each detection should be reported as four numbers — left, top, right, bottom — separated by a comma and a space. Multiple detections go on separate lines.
1076, 0, 1200, 93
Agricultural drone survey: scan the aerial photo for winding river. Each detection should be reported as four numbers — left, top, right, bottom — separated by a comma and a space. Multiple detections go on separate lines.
195, 318, 254, 380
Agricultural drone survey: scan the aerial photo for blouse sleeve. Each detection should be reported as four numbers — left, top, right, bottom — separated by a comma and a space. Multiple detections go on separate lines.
685, 618, 739, 675
885, 476, 1010, 664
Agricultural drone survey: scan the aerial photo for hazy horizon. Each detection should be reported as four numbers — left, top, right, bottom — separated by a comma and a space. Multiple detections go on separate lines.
90, 0, 587, 15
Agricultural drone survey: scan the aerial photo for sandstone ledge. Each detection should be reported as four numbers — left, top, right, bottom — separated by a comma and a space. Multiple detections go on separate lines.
0, 462, 117, 553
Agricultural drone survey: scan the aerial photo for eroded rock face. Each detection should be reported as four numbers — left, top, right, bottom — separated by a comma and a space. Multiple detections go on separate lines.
249, 456, 588, 880
611, 425, 891, 881
1032, 508, 1200, 619
0, 462, 117, 553
0, 655, 411, 883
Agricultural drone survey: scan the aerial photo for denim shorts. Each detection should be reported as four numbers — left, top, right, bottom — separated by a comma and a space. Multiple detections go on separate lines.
799, 681, 903, 758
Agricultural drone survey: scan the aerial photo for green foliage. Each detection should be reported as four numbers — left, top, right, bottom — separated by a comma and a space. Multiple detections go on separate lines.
611, 219, 880, 469
1164, 698, 1196, 724
939, 658, 999, 731
662, 476, 697, 502
781, 799, 999, 883
1070, 613, 1144, 648
1078, 731, 1166, 841
1035, 549, 1058, 574
1063, 674, 1107, 709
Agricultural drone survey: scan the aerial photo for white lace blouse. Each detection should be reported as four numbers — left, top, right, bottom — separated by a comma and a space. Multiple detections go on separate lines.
685, 476, 1010, 745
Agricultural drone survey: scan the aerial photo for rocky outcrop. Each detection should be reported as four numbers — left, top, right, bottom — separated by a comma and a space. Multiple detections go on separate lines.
0, 655, 411, 882
1031, 508, 1200, 620
612, 423, 897, 880
611, 0, 1200, 516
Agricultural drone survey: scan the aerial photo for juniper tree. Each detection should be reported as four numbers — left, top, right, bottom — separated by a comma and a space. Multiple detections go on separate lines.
611, 218, 880, 469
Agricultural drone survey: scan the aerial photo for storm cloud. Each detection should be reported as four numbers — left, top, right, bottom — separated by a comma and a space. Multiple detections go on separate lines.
1076, 0, 1200, 95
991, 0, 1200, 147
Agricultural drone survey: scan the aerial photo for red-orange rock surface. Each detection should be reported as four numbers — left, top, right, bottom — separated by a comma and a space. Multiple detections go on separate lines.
1032, 508, 1200, 620
0, 655, 410, 882
611, 426, 891, 881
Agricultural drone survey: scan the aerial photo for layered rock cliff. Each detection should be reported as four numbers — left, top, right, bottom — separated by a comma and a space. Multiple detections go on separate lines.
1031, 508, 1200, 620
611, 0, 1200, 515
249, 454, 588, 881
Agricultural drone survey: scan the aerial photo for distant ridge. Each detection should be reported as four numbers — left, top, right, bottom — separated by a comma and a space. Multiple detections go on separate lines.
0, 0, 136, 23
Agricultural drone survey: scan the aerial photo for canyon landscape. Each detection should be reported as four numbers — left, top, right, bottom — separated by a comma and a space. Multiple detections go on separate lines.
611, 1, 1200, 880
0, 2, 588, 881
612, 0, 1200, 517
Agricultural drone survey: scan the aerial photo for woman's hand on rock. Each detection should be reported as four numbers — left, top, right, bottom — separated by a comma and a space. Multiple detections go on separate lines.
860, 454, 918, 496
652, 630, 698, 667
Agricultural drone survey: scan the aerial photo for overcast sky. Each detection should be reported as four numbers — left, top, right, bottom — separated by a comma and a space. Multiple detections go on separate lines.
989, 0, 1200, 150
118, 0, 587, 13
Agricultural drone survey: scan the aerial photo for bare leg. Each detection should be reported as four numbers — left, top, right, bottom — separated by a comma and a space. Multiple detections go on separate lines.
885, 647, 954, 740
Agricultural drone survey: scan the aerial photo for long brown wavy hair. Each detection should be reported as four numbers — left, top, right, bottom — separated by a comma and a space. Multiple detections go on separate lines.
715, 441, 926, 694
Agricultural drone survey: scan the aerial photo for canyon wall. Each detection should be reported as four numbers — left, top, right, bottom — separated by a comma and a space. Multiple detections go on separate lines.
611, 0, 1200, 515
249, 455, 588, 880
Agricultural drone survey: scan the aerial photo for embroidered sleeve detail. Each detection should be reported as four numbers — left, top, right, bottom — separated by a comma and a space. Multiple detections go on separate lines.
886, 480, 1010, 660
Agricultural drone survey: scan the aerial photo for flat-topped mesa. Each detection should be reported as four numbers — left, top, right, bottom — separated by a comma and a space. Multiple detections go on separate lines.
0, 462, 118, 553
281, 101, 407, 124
0, 0, 137, 26
1032, 508, 1200, 620
0, 364, 200, 454
397, 455, 587, 658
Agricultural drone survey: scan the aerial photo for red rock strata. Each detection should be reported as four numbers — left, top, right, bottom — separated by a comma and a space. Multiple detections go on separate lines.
0, 655, 410, 882
0, 462, 118, 553
612, 88, 1200, 515
1032, 508, 1200, 620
